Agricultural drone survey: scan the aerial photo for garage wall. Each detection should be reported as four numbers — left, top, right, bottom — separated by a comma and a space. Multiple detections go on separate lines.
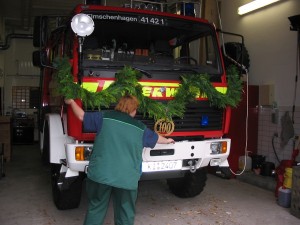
220, 0, 299, 107
1, 38, 39, 116
220, 0, 300, 165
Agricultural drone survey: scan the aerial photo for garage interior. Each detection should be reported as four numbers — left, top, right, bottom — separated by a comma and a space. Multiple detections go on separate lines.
0, 0, 300, 224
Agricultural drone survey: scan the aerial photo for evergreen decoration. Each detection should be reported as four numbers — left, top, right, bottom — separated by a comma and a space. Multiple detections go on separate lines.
54, 57, 243, 120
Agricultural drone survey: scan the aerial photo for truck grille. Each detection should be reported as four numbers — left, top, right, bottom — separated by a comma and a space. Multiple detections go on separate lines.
85, 101, 224, 137
135, 101, 224, 132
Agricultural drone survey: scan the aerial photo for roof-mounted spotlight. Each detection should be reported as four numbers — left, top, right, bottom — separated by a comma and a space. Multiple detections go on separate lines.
71, 14, 95, 85
71, 14, 94, 37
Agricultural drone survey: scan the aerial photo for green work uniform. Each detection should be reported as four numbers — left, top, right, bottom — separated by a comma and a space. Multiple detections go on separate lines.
83, 110, 158, 225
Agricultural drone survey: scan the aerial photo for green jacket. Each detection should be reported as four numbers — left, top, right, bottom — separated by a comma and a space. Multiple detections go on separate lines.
84, 110, 157, 190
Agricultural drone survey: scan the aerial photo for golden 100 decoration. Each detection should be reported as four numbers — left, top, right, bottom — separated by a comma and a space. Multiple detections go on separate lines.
154, 119, 175, 136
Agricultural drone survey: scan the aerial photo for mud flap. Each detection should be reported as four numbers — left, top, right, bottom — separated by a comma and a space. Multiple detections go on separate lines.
51, 164, 84, 210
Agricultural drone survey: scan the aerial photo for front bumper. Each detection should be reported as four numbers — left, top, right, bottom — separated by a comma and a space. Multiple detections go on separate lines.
65, 138, 231, 175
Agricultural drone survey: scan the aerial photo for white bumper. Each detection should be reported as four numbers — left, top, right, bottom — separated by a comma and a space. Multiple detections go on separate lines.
142, 139, 230, 172
65, 138, 231, 174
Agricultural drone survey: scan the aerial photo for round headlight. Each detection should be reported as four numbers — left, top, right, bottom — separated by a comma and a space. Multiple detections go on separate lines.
71, 14, 95, 37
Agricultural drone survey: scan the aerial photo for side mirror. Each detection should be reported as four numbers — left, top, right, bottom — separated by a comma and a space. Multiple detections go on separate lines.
32, 50, 46, 68
33, 16, 48, 48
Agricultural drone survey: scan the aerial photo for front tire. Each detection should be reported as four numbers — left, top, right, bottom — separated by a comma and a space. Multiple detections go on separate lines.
51, 164, 84, 210
167, 168, 207, 198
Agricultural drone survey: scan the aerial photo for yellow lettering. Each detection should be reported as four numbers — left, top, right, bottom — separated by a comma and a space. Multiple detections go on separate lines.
152, 88, 163, 97
166, 88, 176, 97
87, 80, 227, 100
143, 87, 152, 97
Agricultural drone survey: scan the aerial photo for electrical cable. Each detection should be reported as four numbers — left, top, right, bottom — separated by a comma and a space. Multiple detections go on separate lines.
291, 29, 299, 124
229, 69, 249, 176
215, 0, 249, 176
272, 134, 281, 164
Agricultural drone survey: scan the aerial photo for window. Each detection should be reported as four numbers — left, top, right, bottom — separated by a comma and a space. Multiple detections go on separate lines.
12, 86, 40, 109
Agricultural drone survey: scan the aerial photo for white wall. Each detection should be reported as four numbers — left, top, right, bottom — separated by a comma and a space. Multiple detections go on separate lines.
220, 0, 300, 166
220, 0, 299, 107
1, 38, 39, 115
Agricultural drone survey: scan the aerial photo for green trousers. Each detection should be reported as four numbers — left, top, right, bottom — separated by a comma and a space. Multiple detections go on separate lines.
83, 178, 138, 225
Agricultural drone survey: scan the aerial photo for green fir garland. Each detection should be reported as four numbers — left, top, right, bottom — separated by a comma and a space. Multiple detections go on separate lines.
54, 57, 243, 120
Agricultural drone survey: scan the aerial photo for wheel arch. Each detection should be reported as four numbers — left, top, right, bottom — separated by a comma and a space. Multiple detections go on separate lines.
42, 113, 71, 164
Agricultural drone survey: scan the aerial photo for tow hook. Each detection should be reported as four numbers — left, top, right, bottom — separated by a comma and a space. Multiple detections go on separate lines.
188, 160, 197, 173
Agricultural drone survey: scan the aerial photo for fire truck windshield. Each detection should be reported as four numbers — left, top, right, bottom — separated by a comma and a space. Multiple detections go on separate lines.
78, 10, 223, 80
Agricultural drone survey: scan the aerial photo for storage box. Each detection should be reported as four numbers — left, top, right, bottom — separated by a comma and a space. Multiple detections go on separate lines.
291, 166, 300, 218
0, 116, 12, 162
259, 84, 274, 106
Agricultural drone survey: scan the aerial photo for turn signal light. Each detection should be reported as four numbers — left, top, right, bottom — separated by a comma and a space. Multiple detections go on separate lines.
75, 146, 93, 161
221, 141, 227, 154
75, 147, 85, 161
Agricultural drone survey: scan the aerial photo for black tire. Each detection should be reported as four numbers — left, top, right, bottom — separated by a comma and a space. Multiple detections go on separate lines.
33, 16, 48, 48
167, 168, 207, 198
222, 42, 250, 73
51, 163, 84, 210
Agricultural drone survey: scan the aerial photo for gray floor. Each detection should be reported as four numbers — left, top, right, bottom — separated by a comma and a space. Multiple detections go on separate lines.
0, 144, 299, 225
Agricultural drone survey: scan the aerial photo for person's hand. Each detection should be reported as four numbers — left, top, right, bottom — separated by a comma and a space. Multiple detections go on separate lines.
166, 138, 175, 144
64, 99, 74, 105
157, 135, 175, 144
64, 99, 84, 121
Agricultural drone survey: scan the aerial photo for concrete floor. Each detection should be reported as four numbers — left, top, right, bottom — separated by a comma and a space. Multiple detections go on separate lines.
0, 144, 299, 225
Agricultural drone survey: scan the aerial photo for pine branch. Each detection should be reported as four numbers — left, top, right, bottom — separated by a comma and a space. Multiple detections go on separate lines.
55, 57, 242, 120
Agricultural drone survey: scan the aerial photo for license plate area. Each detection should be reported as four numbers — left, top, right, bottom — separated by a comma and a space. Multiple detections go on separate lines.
142, 160, 182, 172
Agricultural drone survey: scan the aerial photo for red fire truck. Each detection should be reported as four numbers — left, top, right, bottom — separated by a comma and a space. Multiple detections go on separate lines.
33, 0, 237, 210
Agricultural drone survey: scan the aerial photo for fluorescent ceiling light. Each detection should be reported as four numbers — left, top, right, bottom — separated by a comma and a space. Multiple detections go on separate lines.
238, 0, 280, 15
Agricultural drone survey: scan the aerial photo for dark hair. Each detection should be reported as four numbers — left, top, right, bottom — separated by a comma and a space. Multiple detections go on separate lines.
115, 95, 139, 114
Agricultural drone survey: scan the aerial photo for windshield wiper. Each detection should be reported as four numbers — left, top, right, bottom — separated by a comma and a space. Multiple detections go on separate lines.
132, 67, 152, 78
146, 68, 200, 74
83, 63, 153, 78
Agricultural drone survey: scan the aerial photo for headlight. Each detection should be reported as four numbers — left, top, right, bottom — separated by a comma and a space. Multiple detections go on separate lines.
71, 14, 94, 37
210, 141, 227, 154
75, 146, 93, 161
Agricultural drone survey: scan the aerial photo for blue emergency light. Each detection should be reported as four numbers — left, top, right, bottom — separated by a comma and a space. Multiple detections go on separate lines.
181, 3, 195, 17
201, 115, 209, 126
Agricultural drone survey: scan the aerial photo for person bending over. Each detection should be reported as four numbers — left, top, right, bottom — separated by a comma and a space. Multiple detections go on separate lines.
65, 95, 174, 225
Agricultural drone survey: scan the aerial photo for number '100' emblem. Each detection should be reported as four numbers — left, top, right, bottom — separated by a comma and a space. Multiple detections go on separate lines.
154, 119, 175, 136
